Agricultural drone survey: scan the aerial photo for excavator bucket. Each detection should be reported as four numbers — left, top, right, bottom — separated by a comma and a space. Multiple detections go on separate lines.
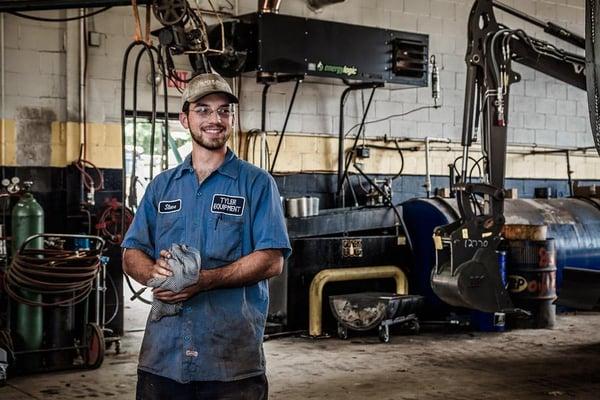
432, 247, 513, 313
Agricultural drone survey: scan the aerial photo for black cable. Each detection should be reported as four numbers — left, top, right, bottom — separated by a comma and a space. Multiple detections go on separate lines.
344, 105, 437, 137
452, 155, 481, 183
104, 272, 120, 325
270, 79, 301, 174
353, 163, 413, 252
469, 156, 487, 182
120, 42, 160, 306
470, 193, 485, 215
124, 273, 152, 305
158, 47, 170, 171
339, 87, 378, 194
391, 139, 405, 180
130, 47, 147, 209
147, 51, 158, 180
348, 174, 360, 207
9, 7, 112, 22
121, 41, 139, 253
344, 151, 360, 206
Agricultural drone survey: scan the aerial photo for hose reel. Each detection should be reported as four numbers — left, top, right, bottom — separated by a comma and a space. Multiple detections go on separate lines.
152, 0, 189, 26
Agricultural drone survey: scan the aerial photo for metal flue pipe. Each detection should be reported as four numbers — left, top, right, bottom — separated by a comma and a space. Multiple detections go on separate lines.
259, 0, 282, 13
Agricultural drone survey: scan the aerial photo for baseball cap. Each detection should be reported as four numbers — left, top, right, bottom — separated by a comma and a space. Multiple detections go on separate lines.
181, 73, 239, 110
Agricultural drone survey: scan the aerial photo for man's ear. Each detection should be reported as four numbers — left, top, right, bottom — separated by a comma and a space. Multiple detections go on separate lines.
179, 112, 189, 129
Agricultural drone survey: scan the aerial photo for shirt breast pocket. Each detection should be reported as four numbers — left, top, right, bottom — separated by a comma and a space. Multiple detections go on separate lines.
205, 214, 243, 265
156, 212, 184, 252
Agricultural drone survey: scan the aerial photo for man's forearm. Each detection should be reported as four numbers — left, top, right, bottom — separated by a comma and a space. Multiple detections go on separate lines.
198, 249, 283, 291
123, 248, 156, 285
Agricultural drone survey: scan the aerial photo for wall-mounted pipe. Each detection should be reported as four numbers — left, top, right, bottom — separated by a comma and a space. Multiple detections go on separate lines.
424, 137, 450, 198
308, 265, 408, 337
259, 0, 282, 13
79, 8, 87, 158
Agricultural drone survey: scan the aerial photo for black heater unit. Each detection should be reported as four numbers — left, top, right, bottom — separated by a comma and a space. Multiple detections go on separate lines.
208, 12, 429, 86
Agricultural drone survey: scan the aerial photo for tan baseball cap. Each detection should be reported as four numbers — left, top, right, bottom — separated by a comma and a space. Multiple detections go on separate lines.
181, 73, 239, 110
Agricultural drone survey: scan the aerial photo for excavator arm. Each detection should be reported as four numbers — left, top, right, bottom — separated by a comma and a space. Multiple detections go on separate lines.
431, 0, 592, 312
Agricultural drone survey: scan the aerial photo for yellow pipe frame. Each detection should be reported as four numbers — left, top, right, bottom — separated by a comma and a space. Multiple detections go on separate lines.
308, 265, 408, 337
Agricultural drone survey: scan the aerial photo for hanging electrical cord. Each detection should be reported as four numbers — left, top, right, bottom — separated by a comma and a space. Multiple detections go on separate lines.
121, 40, 161, 217
4, 234, 104, 307
344, 105, 439, 138
157, 46, 170, 171
9, 7, 112, 22
391, 139, 405, 180
120, 42, 155, 313
120, 39, 172, 305
104, 272, 120, 325
343, 150, 360, 206
235, 78, 243, 154
131, 47, 158, 182
123, 271, 152, 304
270, 79, 301, 174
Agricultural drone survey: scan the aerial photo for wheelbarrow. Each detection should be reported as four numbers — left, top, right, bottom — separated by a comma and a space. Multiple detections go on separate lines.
329, 292, 424, 343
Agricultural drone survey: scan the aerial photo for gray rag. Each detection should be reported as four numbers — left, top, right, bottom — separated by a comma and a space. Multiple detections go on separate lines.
147, 243, 202, 321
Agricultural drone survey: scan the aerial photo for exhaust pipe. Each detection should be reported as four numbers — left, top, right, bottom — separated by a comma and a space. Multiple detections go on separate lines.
259, 0, 282, 13
307, 0, 345, 12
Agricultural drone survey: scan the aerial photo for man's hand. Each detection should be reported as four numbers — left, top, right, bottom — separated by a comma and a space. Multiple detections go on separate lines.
151, 249, 201, 303
150, 252, 173, 281
152, 282, 200, 304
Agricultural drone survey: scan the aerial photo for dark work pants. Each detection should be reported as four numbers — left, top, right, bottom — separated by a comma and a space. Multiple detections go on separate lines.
136, 370, 268, 400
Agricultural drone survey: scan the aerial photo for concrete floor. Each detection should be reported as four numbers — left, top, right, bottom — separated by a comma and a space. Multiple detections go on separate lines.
1, 310, 600, 399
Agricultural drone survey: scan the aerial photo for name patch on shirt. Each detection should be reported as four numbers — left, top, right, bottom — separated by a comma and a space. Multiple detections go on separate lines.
211, 194, 245, 216
158, 199, 181, 213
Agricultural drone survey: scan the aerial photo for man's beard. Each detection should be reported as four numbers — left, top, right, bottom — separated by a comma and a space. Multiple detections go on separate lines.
190, 124, 231, 150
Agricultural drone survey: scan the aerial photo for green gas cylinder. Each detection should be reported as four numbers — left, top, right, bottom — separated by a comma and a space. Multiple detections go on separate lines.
11, 182, 44, 353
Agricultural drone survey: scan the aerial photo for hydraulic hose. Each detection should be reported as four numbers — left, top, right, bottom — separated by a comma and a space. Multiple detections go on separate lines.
4, 235, 104, 307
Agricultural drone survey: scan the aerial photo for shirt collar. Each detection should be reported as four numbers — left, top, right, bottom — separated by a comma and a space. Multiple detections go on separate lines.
217, 148, 239, 179
174, 153, 195, 180
174, 148, 239, 180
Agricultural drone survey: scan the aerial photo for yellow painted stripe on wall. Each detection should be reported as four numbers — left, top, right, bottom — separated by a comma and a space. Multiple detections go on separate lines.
250, 132, 600, 180
0, 119, 16, 165
2, 118, 600, 180
1, 120, 123, 168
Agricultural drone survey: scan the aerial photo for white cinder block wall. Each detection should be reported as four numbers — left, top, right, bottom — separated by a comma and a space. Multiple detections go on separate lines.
0, 0, 595, 172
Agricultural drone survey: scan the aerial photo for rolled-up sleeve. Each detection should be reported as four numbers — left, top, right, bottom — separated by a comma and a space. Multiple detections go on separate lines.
121, 181, 157, 258
250, 174, 291, 259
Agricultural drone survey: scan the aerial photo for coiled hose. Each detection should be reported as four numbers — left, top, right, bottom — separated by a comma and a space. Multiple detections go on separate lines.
4, 234, 104, 307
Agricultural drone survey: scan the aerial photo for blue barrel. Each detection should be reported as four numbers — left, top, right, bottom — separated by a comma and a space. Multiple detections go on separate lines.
401, 198, 458, 317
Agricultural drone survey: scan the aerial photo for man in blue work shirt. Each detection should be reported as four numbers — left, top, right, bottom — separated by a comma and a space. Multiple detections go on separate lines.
122, 72, 291, 400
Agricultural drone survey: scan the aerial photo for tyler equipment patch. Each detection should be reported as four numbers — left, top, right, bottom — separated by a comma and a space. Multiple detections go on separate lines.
159, 199, 181, 213
211, 194, 245, 216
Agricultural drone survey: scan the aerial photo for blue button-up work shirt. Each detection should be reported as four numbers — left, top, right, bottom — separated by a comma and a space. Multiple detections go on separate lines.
122, 149, 291, 383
